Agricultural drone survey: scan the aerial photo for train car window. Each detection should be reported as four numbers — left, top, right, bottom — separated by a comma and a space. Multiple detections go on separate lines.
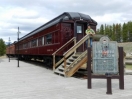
30, 41, 31, 48
28, 42, 31, 48
38, 37, 42, 46
77, 26, 82, 33
20, 44, 23, 50
31, 39, 37, 47
18, 45, 20, 50
17, 45, 19, 50
19, 44, 23, 49
26, 43, 28, 48
54, 31, 59, 43
23, 43, 28, 49
31, 41, 33, 47
45, 34, 52, 44
23, 43, 26, 49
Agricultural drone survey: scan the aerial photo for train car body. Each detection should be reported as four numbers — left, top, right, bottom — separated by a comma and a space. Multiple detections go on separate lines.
8, 12, 97, 66
6, 43, 16, 57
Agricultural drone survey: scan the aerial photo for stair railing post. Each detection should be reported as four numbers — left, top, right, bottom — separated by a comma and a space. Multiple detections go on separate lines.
53, 55, 55, 71
74, 37, 76, 54
64, 56, 66, 75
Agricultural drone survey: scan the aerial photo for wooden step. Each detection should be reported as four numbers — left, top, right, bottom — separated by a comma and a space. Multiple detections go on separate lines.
75, 52, 83, 56
66, 56, 87, 77
58, 66, 64, 71
54, 69, 65, 76
69, 58, 75, 62
72, 55, 78, 59
66, 61, 72, 65
54, 52, 87, 77
61, 64, 70, 68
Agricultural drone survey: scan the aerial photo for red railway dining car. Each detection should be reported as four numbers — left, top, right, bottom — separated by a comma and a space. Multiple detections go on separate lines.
7, 12, 97, 67
6, 43, 16, 57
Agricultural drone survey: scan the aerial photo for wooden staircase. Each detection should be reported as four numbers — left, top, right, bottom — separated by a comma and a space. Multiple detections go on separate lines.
54, 51, 87, 77
52, 34, 103, 77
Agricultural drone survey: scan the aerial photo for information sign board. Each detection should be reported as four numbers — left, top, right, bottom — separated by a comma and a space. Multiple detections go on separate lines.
92, 36, 118, 74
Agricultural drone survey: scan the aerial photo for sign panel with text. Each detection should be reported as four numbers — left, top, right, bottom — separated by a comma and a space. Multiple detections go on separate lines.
92, 36, 118, 75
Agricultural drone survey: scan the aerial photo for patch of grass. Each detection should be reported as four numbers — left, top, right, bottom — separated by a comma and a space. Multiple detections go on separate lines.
126, 65, 132, 70
118, 42, 132, 53
0, 55, 6, 59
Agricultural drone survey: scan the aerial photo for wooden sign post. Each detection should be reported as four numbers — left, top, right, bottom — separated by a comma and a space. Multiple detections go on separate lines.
87, 36, 124, 95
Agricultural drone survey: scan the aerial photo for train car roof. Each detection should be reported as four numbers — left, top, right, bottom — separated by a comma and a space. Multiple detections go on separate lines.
19, 12, 97, 41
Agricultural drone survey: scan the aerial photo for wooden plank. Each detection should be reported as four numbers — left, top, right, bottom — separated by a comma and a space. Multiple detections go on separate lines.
64, 56, 66, 73
64, 35, 89, 58
66, 56, 87, 77
64, 34, 103, 58
66, 50, 87, 71
52, 37, 76, 71
53, 55, 55, 71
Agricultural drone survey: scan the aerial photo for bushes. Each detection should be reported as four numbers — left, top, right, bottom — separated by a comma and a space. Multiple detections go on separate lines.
0, 38, 6, 56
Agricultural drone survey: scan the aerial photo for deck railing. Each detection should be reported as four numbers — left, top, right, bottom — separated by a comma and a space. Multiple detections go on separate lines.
63, 34, 104, 73
52, 37, 76, 71
52, 34, 103, 73
63, 34, 90, 72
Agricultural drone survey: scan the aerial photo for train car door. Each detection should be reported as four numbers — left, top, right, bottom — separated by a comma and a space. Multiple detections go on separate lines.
76, 23, 85, 52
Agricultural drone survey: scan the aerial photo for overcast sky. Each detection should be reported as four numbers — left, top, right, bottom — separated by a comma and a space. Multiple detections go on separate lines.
0, 0, 132, 42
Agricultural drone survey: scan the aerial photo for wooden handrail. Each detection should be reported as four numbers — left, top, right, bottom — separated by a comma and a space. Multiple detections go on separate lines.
63, 34, 103, 73
63, 34, 89, 58
63, 35, 90, 72
52, 37, 76, 71
63, 34, 103, 58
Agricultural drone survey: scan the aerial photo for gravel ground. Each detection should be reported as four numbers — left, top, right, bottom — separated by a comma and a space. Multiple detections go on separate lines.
0, 58, 132, 99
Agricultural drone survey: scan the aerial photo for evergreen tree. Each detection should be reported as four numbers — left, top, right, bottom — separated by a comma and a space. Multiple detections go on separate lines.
96, 29, 100, 34
109, 25, 113, 39
97, 21, 132, 42
115, 24, 118, 41
99, 24, 104, 35
122, 23, 128, 42
104, 24, 109, 36
115, 23, 122, 42
118, 24, 122, 42
111, 24, 116, 41
0, 38, 6, 56
127, 21, 132, 41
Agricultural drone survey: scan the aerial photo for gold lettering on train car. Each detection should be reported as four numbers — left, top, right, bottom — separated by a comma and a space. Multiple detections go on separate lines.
47, 49, 53, 51
47, 49, 50, 51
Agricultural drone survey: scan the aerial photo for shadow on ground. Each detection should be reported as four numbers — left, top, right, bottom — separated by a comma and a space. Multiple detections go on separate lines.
20, 59, 53, 70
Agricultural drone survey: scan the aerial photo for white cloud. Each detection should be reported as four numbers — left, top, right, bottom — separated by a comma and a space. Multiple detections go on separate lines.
0, 0, 132, 42
93, 13, 123, 25
0, 6, 50, 42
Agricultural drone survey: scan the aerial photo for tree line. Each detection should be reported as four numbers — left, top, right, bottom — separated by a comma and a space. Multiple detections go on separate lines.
0, 38, 6, 56
97, 21, 132, 42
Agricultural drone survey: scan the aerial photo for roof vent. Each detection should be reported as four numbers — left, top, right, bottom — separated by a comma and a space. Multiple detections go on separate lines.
80, 17, 83, 20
